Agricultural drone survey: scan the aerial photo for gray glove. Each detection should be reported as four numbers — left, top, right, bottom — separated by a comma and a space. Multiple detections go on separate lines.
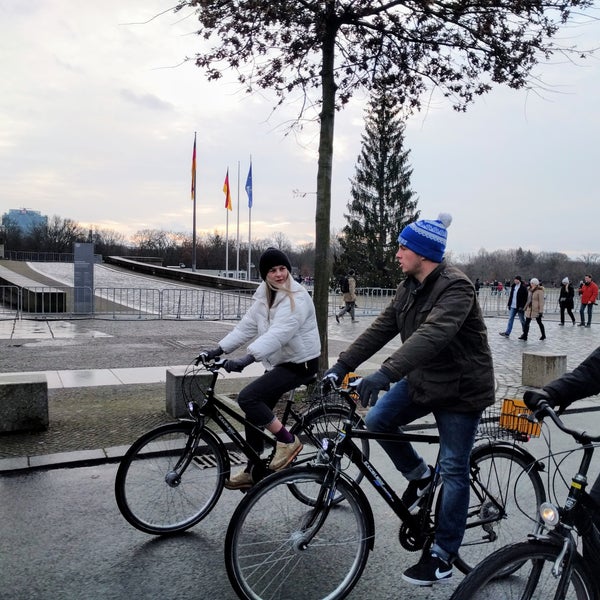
357, 370, 391, 407
223, 354, 255, 373
322, 362, 350, 392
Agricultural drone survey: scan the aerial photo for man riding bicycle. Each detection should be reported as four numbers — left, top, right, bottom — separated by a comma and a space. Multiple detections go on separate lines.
325, 213, 495, 586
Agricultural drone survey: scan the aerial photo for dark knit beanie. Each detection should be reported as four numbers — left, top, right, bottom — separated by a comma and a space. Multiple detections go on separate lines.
397, 213, 452, 262
259, 247, 292, 280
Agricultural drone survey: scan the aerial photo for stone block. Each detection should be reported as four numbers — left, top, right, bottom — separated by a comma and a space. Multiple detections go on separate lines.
166, 367, 212, 418
0, 373, 48, 433
522, 352, 567, 388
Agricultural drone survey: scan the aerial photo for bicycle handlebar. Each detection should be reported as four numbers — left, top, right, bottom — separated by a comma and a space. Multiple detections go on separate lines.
531, 400, 600, 444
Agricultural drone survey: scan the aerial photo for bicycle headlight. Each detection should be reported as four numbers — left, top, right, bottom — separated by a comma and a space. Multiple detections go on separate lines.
539, 501, 560, 527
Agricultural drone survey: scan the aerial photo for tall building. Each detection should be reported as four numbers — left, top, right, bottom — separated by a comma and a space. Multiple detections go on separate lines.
1, 208, 47, 234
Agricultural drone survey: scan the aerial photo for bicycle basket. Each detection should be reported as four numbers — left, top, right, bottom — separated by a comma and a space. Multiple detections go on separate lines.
499, 398, 541, 438
478, 398, 541, 440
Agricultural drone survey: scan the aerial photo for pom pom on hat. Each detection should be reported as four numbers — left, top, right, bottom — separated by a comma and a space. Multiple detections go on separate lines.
258, 247, 292, 280
397, 213, 452, 262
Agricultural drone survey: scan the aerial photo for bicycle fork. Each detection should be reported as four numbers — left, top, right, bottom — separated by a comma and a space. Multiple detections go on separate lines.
165, 421, 206, 487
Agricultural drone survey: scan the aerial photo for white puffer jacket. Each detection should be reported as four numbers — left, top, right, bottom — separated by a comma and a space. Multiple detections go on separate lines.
218, 278, 320, 370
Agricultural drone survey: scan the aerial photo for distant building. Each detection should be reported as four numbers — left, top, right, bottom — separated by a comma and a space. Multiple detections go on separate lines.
1, 208, 48, 234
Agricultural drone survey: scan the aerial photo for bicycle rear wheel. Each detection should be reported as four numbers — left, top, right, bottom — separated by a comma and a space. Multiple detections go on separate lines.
225, 466, 372, 600
290, 404, 369, 505
115, 422, 226, 534
450, 540, 598, 599
454, 443, 545, 572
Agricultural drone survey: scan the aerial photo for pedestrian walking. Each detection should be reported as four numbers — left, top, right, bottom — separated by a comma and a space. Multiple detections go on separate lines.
335, 269, 358, 323
578, 274, 599, 327
519, 278, 546, 341
558, 277, 576, 326
499, 276, 527, 338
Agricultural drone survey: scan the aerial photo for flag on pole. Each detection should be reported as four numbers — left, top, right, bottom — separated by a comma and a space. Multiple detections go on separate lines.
191, 134, 197, 200
245, 162, 253, 208
223, 169, 232, 211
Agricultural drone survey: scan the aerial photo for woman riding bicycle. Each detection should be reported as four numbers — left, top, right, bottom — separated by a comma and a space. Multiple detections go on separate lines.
203, 248, 320, 490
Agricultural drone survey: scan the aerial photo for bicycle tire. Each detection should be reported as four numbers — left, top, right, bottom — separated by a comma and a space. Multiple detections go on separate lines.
450, 540, 598, 599
115, 421, 227, 535
452, 443, 546, 573
290, 403, 369, 505
225, 466, 372, 600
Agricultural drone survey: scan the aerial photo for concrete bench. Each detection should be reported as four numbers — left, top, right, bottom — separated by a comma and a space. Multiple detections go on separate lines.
0, 373, 49, 433
522, 352, 567, 388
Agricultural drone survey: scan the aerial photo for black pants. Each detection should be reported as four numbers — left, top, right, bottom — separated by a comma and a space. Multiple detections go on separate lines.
560, 305, 575, 324
523, 316, 545, 339
238, 358, 319, 459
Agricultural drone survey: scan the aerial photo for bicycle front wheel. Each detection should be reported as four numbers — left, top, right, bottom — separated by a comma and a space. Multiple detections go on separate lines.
455, 443, 546, 572
290, 404, 369, 505
115, 422, 226, 534
225, 466, 372, 600
450, 540, 598, 599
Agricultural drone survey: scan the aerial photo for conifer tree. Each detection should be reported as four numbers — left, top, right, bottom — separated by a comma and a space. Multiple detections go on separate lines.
338, 90, 419, 288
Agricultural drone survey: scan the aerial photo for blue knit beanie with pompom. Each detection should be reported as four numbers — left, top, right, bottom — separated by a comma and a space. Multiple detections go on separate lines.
397, 213, 452, 262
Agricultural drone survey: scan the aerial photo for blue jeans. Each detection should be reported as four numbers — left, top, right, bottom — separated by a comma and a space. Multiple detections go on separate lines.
580, 303, 594, 326
365, 378, 482, 561
504, 307, 525, 335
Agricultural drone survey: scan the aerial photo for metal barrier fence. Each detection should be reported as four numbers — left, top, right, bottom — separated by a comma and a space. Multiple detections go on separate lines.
0, 284, 565, 321
0, 285, 256, 321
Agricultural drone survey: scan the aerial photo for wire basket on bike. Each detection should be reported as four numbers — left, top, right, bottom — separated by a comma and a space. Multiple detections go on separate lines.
181, 362, 212, 415
478, 398, 541, 441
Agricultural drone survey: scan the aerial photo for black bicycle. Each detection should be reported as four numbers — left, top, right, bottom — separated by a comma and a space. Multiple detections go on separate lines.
224, 385, 547, 600
450, 400, 600, 600
114, 356, 368, 535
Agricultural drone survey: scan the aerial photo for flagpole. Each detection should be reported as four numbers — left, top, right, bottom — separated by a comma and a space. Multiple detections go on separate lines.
191, 132, 197, 272
246, 156, 253, 281
236, 160, 240, 278
224, 167, 230, 275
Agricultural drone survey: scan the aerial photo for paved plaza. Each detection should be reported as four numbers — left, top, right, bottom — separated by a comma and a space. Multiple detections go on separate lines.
1, 260, 599, 471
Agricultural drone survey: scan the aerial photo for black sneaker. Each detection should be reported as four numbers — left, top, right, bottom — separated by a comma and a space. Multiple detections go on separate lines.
401, 468, 433, 514
402, 551, 453, 586
498, 331, 509, 337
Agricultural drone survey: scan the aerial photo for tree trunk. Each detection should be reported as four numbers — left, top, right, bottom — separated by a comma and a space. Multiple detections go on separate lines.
314, 17, 337, 374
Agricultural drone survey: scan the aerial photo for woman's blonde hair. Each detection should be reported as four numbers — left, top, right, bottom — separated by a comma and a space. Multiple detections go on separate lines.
265, 273, 296, 311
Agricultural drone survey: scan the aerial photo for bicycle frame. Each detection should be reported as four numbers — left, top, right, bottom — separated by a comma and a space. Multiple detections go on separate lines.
526, 404, 600, 594
182, 362, 347, 480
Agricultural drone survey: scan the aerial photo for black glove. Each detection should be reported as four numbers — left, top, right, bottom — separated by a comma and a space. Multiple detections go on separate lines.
523, 389, 551, 412
356, 370, 391, 408
198, 346, 223, 361
322, 362, 349, 392
223, 354, 255, 373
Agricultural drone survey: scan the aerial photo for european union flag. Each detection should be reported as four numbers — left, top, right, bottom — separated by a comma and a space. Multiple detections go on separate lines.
245, 162, 253, 208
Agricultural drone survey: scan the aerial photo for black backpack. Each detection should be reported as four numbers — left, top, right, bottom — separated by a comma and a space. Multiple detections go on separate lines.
339, 276, 350, 294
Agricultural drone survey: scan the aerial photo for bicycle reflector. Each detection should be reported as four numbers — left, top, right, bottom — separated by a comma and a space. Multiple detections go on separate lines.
539, 502, 560, 527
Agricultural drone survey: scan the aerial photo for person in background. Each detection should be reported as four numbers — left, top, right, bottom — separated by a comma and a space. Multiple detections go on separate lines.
519, 278, 546, 341
558, 277, 576, 326
201, 247, 320, 490
325, 213, 495, 586
335, 269, 358, 323
578, 274, 599, 327
499, 275, 527, 338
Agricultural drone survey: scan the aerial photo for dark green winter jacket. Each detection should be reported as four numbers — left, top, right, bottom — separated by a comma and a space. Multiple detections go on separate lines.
338, 262, 495, 412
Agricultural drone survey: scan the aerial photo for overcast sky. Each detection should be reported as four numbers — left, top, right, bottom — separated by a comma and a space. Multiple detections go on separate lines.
2, 1, 600, 261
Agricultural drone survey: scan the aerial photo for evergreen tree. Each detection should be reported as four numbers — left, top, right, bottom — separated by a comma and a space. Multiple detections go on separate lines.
338, 90, 419, 288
